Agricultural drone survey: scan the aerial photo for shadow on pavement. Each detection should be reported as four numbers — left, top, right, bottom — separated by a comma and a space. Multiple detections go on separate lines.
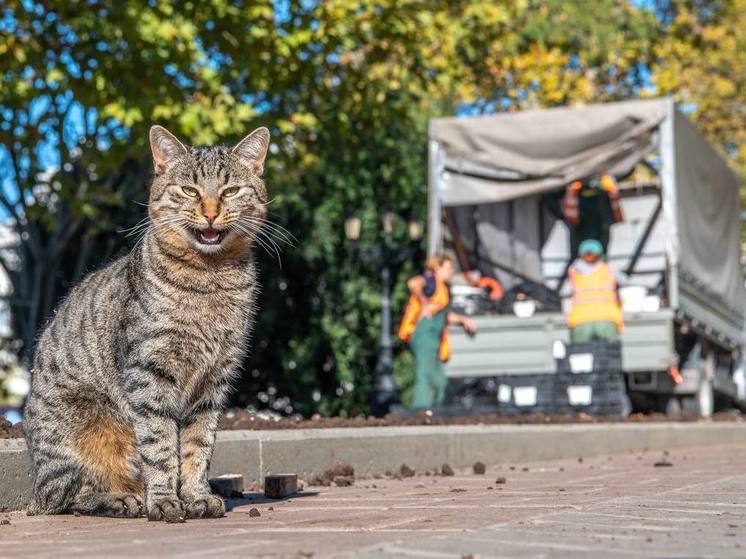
226, 490, 319, 510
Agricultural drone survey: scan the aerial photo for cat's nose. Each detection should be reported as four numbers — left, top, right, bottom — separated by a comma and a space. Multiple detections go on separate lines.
204, 210, 218, 224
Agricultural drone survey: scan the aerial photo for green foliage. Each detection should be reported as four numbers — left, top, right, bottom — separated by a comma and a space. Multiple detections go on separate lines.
0, 0, 742, 415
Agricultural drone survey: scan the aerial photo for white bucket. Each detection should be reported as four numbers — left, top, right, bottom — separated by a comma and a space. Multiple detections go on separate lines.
619, 286, 647, 313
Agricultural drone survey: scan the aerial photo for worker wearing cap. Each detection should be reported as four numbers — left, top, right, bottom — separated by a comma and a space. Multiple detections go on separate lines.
567, 239, 623, 343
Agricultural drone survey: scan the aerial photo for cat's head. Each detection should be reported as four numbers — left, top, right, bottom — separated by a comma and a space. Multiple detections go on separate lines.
147, 125, 270, 256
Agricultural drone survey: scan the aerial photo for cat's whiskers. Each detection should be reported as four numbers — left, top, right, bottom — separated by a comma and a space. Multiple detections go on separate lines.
230, 221, 283, 266
240, 216, 296, 247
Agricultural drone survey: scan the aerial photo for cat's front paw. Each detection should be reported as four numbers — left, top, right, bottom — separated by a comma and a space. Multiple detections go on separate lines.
147, 496, 185, 523
184, 494, 225, 519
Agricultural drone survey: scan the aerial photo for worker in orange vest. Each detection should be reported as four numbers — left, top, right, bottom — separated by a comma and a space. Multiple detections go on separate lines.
399, 255, 477, 409
567, 239, 624, 343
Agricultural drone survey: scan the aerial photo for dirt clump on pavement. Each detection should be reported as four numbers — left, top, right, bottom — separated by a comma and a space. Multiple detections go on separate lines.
309, 462, 355, 487
654, 460, 674, 467
248, 508, 261, 518
441, 463, 455, 476
0, 418, 22, 439
473, 462, 486, 474
495, 476, 507, 484
333, 475, 354, 486
400, 464, 415, 478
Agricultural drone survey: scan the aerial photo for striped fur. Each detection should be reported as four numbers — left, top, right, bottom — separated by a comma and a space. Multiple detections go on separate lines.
24, 126, 270, 520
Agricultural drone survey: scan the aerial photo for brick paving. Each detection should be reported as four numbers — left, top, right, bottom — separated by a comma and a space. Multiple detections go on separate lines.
0, 443, 744, 558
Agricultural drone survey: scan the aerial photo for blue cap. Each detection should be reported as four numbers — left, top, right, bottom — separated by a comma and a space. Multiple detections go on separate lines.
578, 239, 604, 257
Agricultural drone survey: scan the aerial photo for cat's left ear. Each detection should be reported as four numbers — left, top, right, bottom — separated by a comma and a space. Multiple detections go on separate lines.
232, 127, 270, 175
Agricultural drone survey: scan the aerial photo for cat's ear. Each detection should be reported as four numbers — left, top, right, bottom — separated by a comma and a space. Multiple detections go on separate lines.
232, 127, 270, 174
149, 125, 187, 174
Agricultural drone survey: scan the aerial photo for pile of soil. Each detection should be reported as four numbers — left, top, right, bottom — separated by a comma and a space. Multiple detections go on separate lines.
0, 417, 22, 439
217, 409, 741, 432
1, 410, 741, 439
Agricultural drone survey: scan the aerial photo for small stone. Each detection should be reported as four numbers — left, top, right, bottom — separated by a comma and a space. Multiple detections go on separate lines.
495, 477, 507, 484
400, 464, 415, 478
0, 519, 10, 526
450, 488, 467, 493
333, 475, 354, 487
473, 462, 486, 475
164, 508, 186, 524
248, 508, 261, 518
521, 467, 529, 472
441, 464, 455, 476
73, 511, 81, 517
268, 506, 274, 511
654, 461, 673, 468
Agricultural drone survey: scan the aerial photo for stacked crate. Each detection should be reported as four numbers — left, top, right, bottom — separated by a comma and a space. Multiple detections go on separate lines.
494, 373, 558, 415
554, 341, 627, 416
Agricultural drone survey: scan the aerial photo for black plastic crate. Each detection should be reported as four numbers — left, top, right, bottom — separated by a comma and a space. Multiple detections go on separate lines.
554, 370, 627, 416
556, 341, 622, 376
494, 374, 557, 416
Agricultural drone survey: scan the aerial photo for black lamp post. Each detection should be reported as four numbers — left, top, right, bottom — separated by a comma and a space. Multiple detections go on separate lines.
345, 211, 424, 416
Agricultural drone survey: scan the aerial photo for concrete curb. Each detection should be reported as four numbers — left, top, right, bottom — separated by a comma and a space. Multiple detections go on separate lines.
2, 422, 745, 511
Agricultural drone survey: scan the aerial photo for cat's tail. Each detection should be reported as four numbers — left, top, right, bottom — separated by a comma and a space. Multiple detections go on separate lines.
26, 448, 86, 515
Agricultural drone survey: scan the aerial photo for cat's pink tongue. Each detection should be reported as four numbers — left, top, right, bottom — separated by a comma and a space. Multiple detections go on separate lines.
201, 228, 220, 242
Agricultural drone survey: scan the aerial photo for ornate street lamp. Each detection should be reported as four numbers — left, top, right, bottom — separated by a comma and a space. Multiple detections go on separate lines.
344, 210, 424, 416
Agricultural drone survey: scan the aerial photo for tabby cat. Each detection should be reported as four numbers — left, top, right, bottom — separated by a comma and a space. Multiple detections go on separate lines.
23, 125, 270, 521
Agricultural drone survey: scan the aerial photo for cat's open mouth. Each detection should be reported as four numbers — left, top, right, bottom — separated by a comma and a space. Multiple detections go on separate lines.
191, 227, 226, 246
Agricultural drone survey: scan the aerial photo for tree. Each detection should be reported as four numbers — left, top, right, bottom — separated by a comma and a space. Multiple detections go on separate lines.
0, 0, 258, 363
650, 0, 746, 182
5, 0, 733, 416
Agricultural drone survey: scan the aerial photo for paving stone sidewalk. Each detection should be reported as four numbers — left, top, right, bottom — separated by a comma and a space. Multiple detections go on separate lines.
0, 443, 744, 558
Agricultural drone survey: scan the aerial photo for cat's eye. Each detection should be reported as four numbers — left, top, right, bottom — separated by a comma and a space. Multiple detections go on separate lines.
182, 186, 200, 198
222, 186, 240, 198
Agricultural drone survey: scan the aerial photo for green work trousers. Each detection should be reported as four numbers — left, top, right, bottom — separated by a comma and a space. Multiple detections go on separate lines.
570, 321, 620, 343
410, 312, 447, 410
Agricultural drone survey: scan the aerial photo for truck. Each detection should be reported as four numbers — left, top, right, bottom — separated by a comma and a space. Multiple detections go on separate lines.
427, 98, 746, 417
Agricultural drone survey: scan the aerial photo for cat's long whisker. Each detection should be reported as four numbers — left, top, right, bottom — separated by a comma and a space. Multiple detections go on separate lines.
233, 222, 280, 259
119, 217, 152, 236
239, 216, 296, 246
232, 222, 283, 267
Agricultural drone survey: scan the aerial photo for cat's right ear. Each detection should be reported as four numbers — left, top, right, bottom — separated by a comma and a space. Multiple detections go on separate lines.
149, 125, 187, 174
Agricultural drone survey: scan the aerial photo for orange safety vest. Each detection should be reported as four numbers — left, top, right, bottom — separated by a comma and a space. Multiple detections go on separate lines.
567, 262, 623, 330
398, 278, 451, 362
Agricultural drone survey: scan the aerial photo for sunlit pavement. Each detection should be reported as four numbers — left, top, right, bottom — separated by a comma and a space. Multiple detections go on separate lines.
1, 443, 745, 558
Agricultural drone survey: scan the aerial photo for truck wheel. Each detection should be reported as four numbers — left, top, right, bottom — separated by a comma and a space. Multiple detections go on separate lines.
681, 377, 714, 417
